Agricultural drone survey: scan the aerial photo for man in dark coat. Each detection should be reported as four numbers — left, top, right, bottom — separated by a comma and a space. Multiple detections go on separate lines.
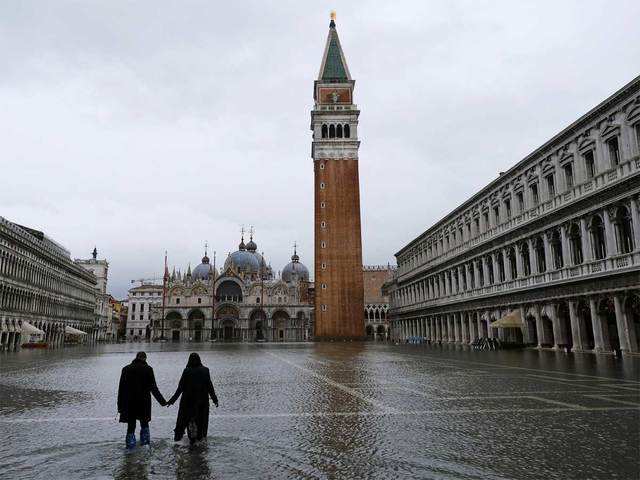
167, 353, 218, 444
117, 351, 167, 449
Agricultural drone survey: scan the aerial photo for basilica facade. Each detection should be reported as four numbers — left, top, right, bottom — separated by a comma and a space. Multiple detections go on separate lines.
151, 234, 314, 342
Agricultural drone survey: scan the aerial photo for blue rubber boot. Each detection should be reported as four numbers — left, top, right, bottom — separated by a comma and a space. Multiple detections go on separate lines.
125, 432, 136, 450
140, 426, 150, 446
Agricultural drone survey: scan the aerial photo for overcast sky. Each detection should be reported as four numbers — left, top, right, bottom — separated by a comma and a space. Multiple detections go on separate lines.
1, 1, 639, 298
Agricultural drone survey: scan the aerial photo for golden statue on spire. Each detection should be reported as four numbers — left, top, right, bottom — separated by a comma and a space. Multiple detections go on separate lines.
330, 11, 336, 21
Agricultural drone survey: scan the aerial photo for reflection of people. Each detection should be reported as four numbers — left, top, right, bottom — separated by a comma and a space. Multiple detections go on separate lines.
117, 352, 167, 449
167, 353, 218, 444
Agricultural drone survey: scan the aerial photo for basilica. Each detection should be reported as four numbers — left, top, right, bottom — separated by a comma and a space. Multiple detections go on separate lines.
150, 233, 314, 342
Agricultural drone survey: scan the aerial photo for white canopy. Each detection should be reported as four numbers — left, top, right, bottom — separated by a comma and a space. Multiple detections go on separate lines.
21, 321, 45, 336
65, 325, 87, 336
491, 310, 523, 329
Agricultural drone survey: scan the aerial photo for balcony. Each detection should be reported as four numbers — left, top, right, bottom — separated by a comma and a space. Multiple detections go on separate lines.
391, 250, 640, 314
396, 155, 640, 281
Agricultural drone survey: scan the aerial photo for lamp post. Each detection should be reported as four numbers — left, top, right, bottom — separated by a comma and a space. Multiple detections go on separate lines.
160, 251, 168, 341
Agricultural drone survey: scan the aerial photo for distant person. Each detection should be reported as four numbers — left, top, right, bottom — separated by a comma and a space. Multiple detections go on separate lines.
167, 353, 219, 444
117, 351, 167, 449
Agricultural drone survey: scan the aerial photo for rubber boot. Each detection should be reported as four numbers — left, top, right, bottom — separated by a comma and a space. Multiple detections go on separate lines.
125, 433, 136, 450
140, 426, 150, 446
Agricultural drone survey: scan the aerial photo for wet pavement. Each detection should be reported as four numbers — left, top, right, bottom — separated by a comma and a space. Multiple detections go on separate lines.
0, 342, 638, 480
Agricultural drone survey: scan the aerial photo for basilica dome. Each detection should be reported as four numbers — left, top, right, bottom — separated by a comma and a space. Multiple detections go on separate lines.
282, 249, 309, 283
193, 253, 216, 281
224, 239, 260, 273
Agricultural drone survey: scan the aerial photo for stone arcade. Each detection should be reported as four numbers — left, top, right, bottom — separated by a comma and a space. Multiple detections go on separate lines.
385, 76, 640, 355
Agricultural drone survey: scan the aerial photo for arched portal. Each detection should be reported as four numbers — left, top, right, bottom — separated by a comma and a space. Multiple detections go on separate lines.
166, 311, 183, 342
217, 305, 240, 341
250, 309, 267, 341
598, 298, 619, 352
365, 325, 374, 338
188, 309, 205, 342
624, 294, 640, 352
557, 302, 573, 350
576, 300, 595, 350
272, 310, 290, 342
525, 315, 538, 345
216, 281, 243, 303
540, 314, 555, 347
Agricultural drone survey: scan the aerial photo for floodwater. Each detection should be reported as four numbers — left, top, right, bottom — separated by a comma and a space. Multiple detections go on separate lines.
0, 343, 638, 480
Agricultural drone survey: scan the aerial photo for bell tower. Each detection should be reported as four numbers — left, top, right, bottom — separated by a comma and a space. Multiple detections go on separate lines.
311, 13, 365, 340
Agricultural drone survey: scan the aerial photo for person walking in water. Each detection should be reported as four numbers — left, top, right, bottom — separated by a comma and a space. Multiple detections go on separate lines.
117, 351, 167, 449
167, 353, 219, 444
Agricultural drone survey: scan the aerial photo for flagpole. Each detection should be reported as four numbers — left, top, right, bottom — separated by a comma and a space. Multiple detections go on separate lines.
211, 251, 216, 340
161, 250, 168, 341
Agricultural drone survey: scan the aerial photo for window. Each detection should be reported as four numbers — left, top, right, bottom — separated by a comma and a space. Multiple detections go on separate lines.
321, 262, 326, 269
321, 304, 327, 311
256, 298, 260, 303
546, 174, 555, 198
329, 124, 335, 138
516, 192, 524, 213
477, 260, 484, 287
508, 248, 517, 279
521, 242, 531, 276
132, 303, 136, 312
483, 212, 489, 231
607, 137, 620, 166
336, 124, 343, 138
321, 241, 326, 248
176, 298, 180, 305
563, 163, 574, 189
496, 252, 505, 282
139, 315, 143, 320
321, 124, 328, 138
321, 283, 327, 289
320, 201, 325, 208
590, 215, 606, 259
474, 218, 480, 236
504, 199, 511, 219
320, 182, 325, 189
551, 229, 563, 269
635, 123, 640, 151
321, 221, 326, 228
614, 206, 634, 254
568, 223, 583, 265
197, 298, 202, 304
584, 150, 595, 179
344, 124, 351, 138
493, 206, 500, 226
138, 329, 142, 335
487, 257, 494, 285
531, 183, 539, 205
534, 237, 546, 273
319, 163, 325, 170
129, 329, 133, 335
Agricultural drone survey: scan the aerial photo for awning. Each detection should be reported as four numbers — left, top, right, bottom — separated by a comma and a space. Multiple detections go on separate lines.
65, 326, 87, 336
20, 321, 45, 336
491, 310, 523, 329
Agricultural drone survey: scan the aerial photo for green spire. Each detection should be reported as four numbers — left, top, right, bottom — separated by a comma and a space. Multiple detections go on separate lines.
322, 32, 348, 81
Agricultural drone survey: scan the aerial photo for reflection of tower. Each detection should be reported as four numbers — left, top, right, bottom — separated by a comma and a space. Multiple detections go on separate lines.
311, 13, 364, 339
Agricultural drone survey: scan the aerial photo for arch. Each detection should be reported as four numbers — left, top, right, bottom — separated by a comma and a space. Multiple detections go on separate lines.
590, 215, 607, 260
329, 124, 336, 138
216, 280, 243, 303
624, 293, 640, 352
576, 300, 595, 350
521, 242, 531, 276
598, 298, 619, 352
366, 324, 374, 338
557, 302, 573, 350
188, 309, 205, 342
507, 247, 517, 279
216, 304, 240, 319
321, 124, 328, 138
614, 206, 634, 254
272, 310, 290, 342
344, 124, 350, 138
336, 124, 343, 138
550, 229, 563, 269
525, 314, 538, 345
567, 223, 583, 265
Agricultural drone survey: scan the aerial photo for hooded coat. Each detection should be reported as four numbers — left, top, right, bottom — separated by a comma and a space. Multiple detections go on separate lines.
117, 358, 166, 423
168, 353, 218, 441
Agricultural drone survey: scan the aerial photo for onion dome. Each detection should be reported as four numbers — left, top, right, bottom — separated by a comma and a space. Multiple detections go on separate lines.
282, 245, 309, 283
193, 248, 216, 281
246, 236, 257, 252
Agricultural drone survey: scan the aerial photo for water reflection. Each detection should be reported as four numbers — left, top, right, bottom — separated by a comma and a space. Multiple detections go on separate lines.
174, 442, 212, 480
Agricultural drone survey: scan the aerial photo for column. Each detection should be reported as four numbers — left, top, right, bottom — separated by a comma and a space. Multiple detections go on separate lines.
613, 294, 632, 353
446, 315, 453, 342
477, 314, 483, 339
603, 209, 617, 256
528, 238, 538, 274
631, 195, 640, 250
580, 217, 593, 262
548, 304, 562, 349
588, 298, 605, 352
453, 313, 460, 343
568, 300, 584, 352
515, 246, 524, 278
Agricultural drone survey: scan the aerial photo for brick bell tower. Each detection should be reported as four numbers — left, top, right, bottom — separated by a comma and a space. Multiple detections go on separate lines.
311, 13, 365, 340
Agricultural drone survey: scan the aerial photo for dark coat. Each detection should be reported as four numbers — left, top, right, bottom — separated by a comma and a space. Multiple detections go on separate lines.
117, 358, 166, 423
168, 365, 218, 440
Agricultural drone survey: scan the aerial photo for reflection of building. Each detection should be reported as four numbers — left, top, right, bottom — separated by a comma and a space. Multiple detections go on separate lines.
363, 266, 396, 340
76, 248, 113, 341
385, 76, 640, 354
0, 216, 97, 350
312, 16, 364, 339
152, 234, 314, 342
126, 283, 163, 340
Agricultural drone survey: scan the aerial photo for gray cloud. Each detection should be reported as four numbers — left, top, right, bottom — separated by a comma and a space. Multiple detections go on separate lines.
1, 1, 638, 298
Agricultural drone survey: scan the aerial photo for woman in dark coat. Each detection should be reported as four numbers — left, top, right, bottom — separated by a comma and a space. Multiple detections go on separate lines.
117, 352, 167, 449
167, 353, 218, 444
